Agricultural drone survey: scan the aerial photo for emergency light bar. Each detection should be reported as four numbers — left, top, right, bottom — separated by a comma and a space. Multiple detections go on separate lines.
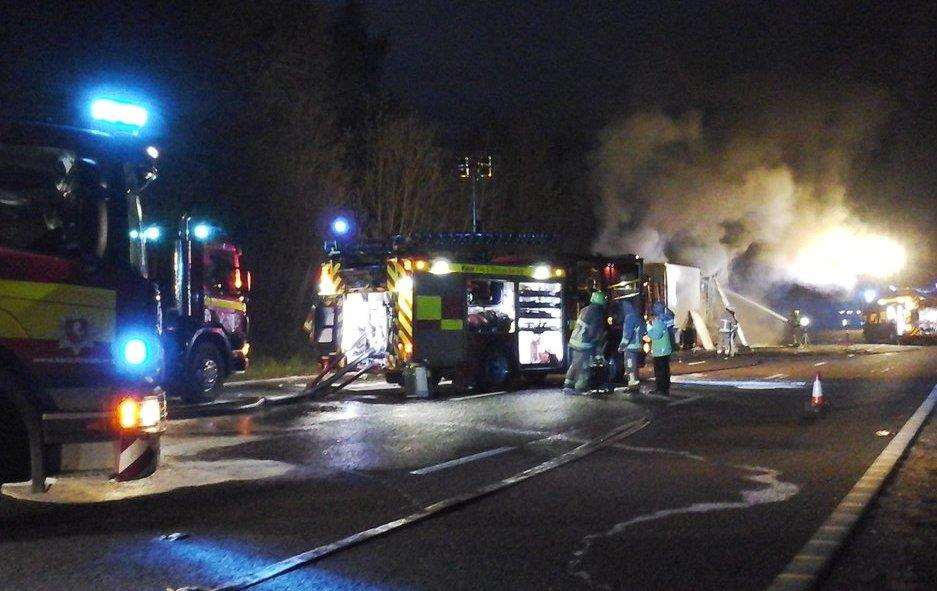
90, 98, 149, 128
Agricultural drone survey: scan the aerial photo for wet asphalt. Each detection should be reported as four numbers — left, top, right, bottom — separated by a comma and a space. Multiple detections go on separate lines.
0, 347, 934, 591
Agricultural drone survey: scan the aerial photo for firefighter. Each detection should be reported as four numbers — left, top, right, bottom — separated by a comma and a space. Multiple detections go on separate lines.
647, 309, 674, 395
618, 294, 645, 388
718, 307, 739, 357
564, 291, 607, 394
652, 301, 677, 351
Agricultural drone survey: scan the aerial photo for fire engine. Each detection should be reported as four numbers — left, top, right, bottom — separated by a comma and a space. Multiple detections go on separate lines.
864, 288, 937, 345
1, 120, 166, 491
307, 232, 643, 396
147, 217, 251, 401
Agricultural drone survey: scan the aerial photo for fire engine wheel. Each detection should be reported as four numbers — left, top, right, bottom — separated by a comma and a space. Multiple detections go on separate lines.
476, 348, 516, 392
183, 341, 226, 403
0, 373, 31, 484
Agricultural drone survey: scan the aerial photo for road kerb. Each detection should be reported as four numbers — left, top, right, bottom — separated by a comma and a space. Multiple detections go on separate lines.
764, 382, 937, 591
182, 415, 651, 591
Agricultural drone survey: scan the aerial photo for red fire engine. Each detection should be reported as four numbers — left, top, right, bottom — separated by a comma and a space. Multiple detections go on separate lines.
307, 233, 643, 396
1, 121, 166, 492
148, 217, 251, 401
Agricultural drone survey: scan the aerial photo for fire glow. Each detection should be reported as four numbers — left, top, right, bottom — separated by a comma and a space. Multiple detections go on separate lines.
791, 226, 907, 290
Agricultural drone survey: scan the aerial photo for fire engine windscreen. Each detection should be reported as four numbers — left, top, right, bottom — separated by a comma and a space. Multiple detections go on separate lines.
340, 291, 390, 359
517, 282, 564, 365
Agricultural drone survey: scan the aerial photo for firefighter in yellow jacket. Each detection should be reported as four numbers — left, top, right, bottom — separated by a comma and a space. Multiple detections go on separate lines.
564, 291, 607, 394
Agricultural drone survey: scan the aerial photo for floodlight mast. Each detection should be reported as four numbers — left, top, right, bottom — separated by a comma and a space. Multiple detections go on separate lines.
458, 155, 493, 233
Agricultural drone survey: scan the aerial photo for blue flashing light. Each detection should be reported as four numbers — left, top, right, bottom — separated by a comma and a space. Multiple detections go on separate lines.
90, 98, 149, 128
129, 229, 140, 240
331, 217, 351, 236
192, 223, 212, 241
123, 338, 148, 366
143, 225, 161, 241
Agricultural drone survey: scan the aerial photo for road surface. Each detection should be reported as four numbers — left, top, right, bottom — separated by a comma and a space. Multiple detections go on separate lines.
1, 346, 934, 590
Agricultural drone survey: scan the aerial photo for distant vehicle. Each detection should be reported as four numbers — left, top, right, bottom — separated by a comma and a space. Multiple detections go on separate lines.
306, 233, 643, 396
1, 121, 166, 489
148, 217, 251, 401
864, 290, 937, 345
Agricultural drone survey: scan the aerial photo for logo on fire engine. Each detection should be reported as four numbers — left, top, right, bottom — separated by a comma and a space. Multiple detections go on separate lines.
58, 317, 95, 355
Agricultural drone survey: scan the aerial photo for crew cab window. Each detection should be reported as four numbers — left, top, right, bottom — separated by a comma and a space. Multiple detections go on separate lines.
204, 248, 239, 297
0, 145, 79, 256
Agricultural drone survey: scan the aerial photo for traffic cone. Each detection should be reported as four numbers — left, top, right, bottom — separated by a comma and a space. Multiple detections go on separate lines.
804, 373, 824, 418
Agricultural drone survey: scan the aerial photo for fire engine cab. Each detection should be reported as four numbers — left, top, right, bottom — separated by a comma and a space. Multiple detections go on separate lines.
148, 217, 251, 401
307, 233, 643, 396
0, 121, 166, 491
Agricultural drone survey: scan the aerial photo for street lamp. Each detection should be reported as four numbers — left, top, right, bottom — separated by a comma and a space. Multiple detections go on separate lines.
458, 155, 493, 233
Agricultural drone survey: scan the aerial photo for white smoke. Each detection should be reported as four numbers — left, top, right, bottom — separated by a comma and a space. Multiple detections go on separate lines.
591, 87, 907, 292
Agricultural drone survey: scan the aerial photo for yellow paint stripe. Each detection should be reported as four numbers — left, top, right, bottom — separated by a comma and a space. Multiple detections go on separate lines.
0, 280, 117, 341
0, 279, 115, 308
205, 296, 247, 313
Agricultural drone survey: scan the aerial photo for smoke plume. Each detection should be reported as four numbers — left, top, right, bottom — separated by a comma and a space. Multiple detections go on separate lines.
592, 86, 905, 292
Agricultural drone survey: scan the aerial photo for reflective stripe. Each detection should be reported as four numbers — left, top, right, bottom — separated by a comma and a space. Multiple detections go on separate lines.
388, 258, 413, 361
442, 262, 536, 277
440, 319, 463, 331
204, 296, 247, 313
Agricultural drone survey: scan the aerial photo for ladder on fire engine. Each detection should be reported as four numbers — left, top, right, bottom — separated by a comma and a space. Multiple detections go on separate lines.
305, 334, 376, 397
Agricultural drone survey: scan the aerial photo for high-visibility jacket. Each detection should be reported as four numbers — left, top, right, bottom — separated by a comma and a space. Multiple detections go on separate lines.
569, 303, 606, 351
647, 318, 673, 357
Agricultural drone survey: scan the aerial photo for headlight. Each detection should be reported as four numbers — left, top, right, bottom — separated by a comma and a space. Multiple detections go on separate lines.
430, 259, 451, 275
532, 264, 551, 280
117, 396, 163, 430
139, 396, 162, 428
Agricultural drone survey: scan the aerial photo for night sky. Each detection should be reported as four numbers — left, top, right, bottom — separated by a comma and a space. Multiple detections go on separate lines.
367, 1, 936, 282
1, 1, 934, 282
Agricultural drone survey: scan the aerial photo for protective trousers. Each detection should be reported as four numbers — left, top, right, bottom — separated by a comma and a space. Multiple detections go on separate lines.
624, 350, 640, 382
720, 332, 736, 356
564, 348, 593, 391
653, 354, 671, 394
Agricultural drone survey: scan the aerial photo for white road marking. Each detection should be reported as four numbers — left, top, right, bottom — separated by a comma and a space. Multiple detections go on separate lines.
667, 394, 705, 407
191, 417, 650, 591
410, 446, 516, 475
671, 377, 806, 390
813, 361, 827, 367
766, 373, 787, 380
449, 391, 506, 401
568, 448, 799, 589
765, 383, 937, 591
686, 361, 707, 366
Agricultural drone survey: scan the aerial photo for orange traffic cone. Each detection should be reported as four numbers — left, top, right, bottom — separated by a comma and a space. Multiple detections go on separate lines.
804, 373, 824, 418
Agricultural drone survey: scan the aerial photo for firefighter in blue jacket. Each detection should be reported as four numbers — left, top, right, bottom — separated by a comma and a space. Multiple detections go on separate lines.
618, 295, 645, 388
564, 291, 607, 394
